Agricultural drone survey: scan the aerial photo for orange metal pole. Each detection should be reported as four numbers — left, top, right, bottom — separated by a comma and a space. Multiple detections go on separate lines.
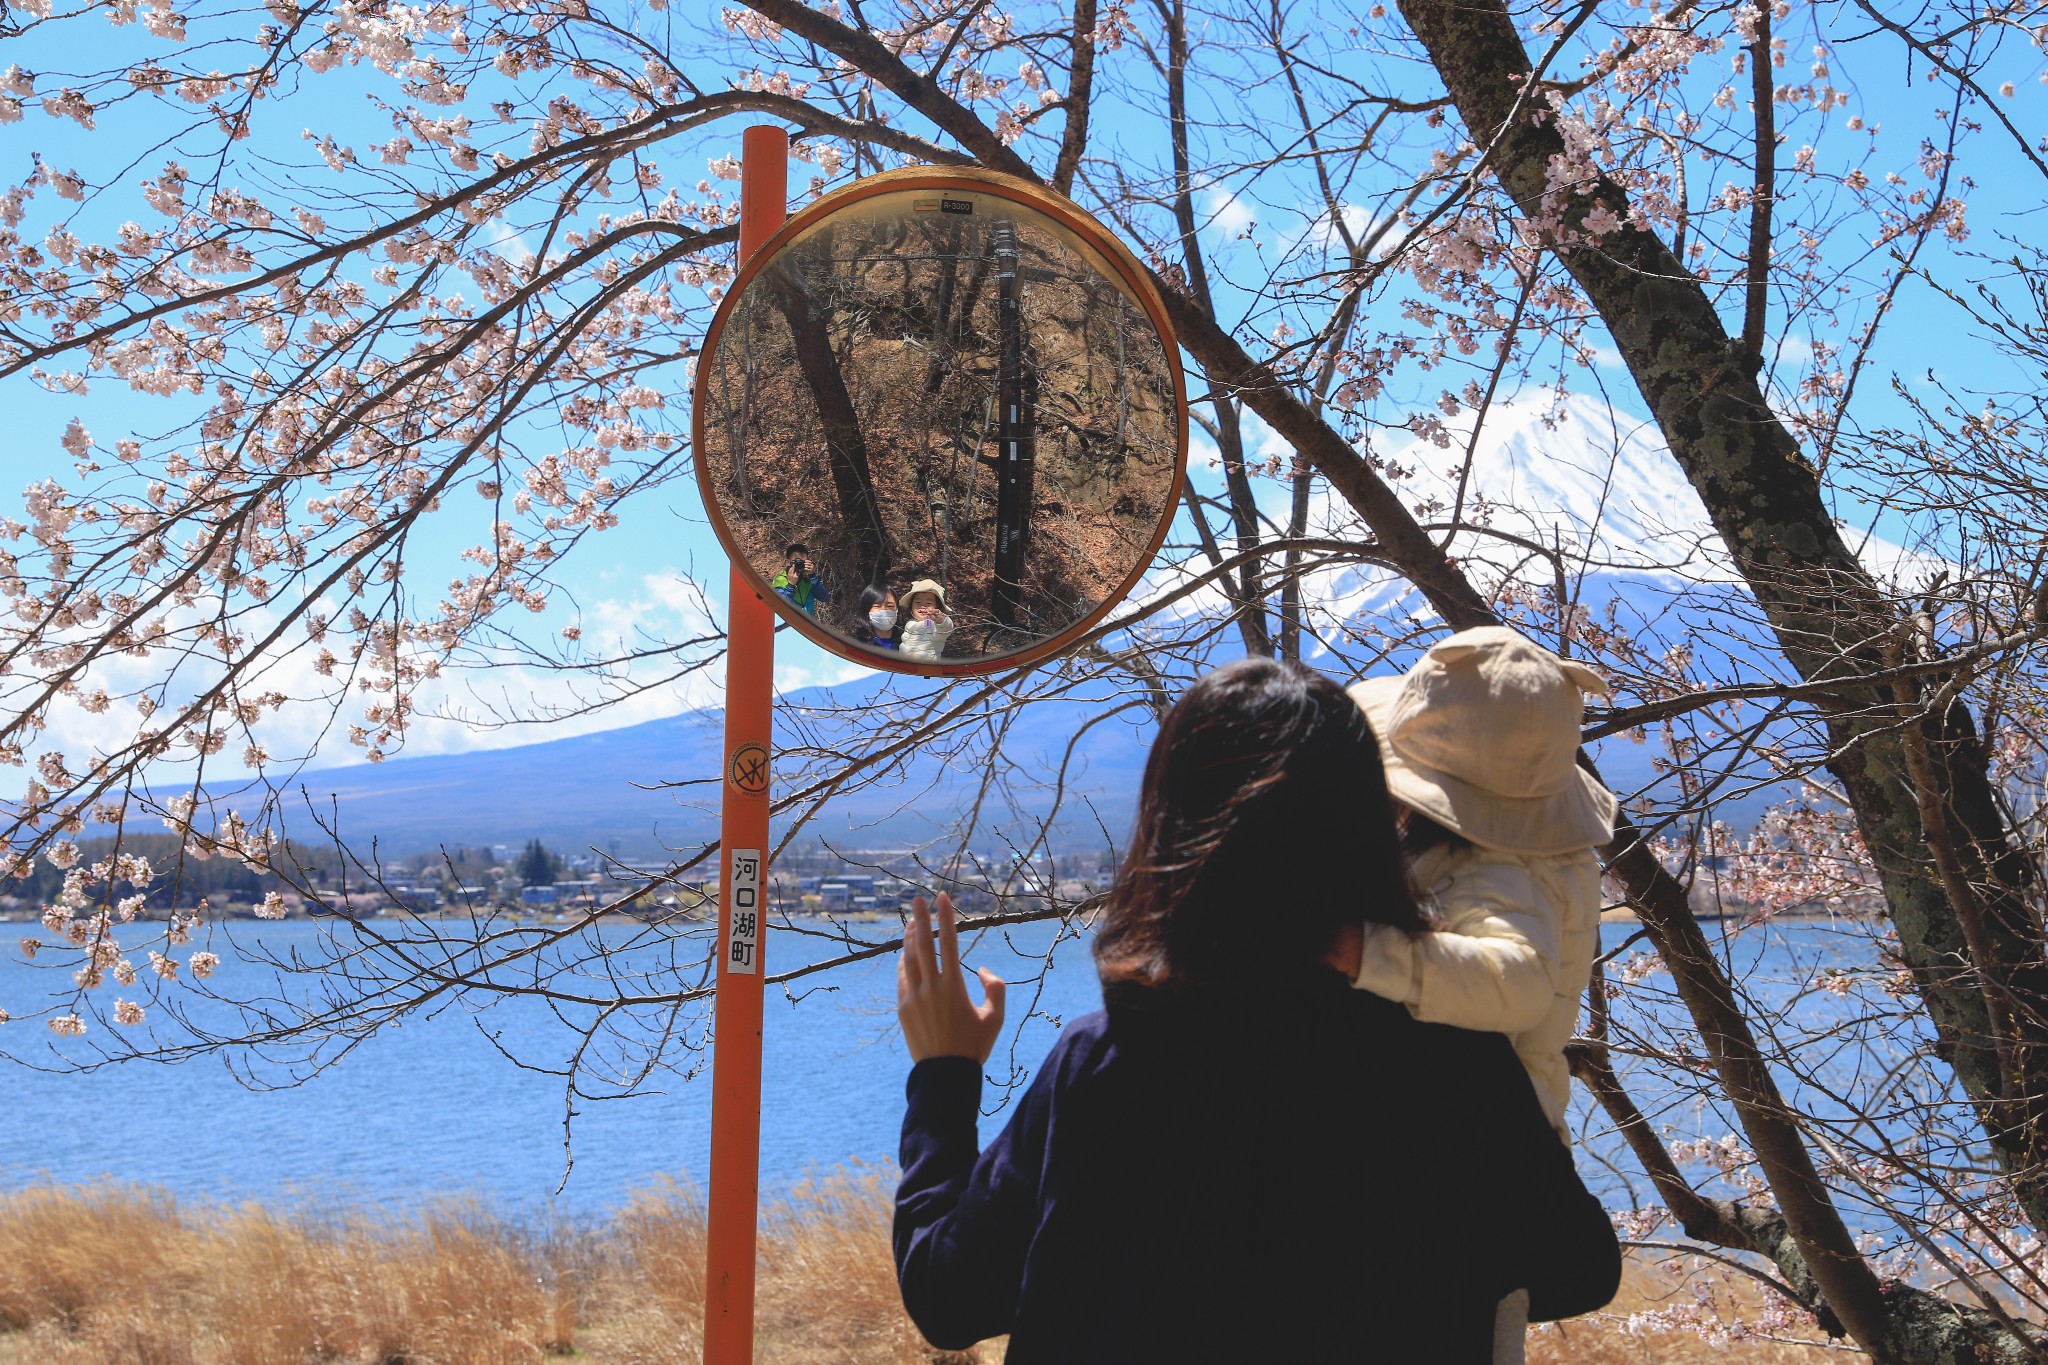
703, 123, 787, 1365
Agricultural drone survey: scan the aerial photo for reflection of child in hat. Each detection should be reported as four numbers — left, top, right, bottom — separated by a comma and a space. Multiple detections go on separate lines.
1347, 627, 1616, 1365
898, 579, 955, 662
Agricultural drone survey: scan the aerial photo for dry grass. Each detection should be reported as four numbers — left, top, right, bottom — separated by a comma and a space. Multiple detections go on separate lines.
1528, 1261, 1846, 1363
0, 1170, 1845, 1363
0, 1180, 577, 1365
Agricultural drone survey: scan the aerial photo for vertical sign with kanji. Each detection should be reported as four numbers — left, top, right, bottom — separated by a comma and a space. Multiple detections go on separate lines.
726, 848, 762, 974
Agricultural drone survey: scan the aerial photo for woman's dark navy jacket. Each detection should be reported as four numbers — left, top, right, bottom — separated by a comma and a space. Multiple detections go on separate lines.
895, 969, 1621, 1362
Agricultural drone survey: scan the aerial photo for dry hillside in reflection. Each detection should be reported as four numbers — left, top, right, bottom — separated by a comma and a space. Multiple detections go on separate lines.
699, 201, 1179, 659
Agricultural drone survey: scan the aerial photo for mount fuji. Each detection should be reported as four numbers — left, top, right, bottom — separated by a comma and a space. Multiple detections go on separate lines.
258, 393, 1895, 860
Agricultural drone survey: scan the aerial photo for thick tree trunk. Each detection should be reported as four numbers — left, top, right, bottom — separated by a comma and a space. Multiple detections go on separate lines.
763, 259, 894, 587
1397, 0, 2048, 1291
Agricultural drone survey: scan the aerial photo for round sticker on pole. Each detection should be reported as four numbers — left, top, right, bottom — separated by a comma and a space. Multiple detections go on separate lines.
693, 167, 1188, 676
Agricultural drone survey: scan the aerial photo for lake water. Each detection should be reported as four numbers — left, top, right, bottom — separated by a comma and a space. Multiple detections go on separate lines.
0, 914, 1887, 1221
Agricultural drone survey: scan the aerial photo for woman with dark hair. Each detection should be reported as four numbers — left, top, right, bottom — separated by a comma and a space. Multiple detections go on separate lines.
893, 658, 1619, 1362
849, 583, 900, 651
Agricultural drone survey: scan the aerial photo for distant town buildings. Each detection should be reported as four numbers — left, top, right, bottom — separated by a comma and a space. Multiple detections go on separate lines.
0, 836, 1130, 924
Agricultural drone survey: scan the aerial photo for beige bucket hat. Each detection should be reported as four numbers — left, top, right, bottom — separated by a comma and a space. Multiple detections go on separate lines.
1348, 626, 1618, 856
903, 578, 950, 610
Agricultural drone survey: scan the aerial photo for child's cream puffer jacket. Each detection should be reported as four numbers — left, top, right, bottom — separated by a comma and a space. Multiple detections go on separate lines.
898, 613, 954, 662
1351, 841, 1602, 1139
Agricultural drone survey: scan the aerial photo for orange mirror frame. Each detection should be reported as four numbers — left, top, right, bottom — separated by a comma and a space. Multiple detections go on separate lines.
691, 165, 1189, 677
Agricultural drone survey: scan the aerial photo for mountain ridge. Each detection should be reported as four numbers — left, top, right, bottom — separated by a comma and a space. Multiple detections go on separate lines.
241, 395, 1807, 858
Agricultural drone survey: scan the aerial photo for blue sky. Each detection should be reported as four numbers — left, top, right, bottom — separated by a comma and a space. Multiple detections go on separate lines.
3, 1, 2043, 781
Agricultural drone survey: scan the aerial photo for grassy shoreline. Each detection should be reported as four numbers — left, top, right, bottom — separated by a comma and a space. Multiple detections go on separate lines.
0, 1170, 1838, 1362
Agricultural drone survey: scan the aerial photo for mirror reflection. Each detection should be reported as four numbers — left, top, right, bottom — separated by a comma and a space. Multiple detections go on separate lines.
697, 185, 1182, 665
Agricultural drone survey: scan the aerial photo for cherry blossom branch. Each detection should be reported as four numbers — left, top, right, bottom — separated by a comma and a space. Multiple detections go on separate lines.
1848, 0, 2048, 185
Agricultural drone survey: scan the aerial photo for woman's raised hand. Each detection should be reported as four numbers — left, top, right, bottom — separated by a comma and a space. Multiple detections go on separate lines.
897, 893, 1006, 1064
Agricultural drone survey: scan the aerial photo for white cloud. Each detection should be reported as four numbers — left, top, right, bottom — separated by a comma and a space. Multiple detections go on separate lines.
1771, 333, 1815, 369
13, 568, 745, 806
773, 636, 880, 694
1200, 185, 1257, 239
483, 217, 535, 265
1314, 203, 1378, 253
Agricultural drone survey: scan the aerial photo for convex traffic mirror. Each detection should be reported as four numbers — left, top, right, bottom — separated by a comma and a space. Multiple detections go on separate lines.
694, 167, 1188, 675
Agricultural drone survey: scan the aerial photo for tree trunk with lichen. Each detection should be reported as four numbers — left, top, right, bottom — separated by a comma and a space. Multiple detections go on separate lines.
1396, 0, 2048, 1356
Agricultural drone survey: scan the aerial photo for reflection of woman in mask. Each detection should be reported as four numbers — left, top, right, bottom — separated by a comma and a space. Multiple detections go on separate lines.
852, 585, 900, 651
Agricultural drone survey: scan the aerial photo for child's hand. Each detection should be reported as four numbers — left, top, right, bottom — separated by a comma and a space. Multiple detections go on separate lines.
897, 894, 1006, 1064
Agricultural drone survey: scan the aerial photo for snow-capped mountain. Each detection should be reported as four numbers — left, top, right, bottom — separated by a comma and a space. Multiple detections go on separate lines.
258, 394, 1885, 856
1380, 393, 1727, 574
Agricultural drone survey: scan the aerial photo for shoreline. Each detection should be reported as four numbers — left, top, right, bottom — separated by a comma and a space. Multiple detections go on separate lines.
1598, 906, 1884, 927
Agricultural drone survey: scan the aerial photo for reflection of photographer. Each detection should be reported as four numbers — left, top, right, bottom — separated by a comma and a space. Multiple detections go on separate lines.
771, 542, 831, 617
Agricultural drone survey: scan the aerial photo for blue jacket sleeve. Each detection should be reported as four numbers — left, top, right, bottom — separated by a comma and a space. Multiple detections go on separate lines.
893, 1054, 1054, 1350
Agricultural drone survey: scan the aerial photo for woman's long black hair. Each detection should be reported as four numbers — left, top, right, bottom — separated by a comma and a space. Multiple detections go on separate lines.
1094, 658, 1425, 1000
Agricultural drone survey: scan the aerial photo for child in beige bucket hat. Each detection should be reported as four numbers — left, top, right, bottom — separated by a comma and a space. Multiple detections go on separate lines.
901, 577, 954, 663
898, 579, 956, 662
1348, 626, 1617, 1365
